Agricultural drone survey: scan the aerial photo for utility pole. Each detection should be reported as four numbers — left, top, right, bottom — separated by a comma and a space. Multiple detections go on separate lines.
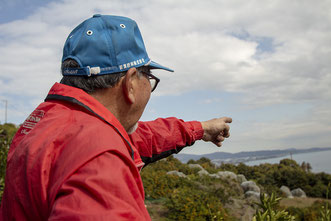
1, 99, 7, 124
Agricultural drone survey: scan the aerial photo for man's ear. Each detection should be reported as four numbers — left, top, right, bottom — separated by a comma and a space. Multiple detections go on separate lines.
122, 68, 138, 104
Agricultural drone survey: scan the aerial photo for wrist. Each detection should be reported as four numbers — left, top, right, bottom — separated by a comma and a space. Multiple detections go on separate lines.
188, 121, 204, 140
200, 121, 208, 141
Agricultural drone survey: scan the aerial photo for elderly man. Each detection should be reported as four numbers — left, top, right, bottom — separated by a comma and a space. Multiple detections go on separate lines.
0, 15, 231, 220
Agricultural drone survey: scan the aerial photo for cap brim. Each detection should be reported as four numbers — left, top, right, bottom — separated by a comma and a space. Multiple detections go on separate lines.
145, 60, 174, 72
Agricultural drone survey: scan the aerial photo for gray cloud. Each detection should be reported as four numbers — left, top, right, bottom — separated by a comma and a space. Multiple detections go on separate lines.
1, 0, 330, 101
0, 0, 330, 152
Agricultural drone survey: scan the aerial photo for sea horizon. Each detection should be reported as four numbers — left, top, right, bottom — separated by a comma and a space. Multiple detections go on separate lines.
245, 149, 331, 174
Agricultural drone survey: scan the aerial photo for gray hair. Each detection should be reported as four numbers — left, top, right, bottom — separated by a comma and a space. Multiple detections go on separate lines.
60, 59, 148, 94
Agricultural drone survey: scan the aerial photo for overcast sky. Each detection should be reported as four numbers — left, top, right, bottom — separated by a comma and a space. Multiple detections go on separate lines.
0, 0, 330, 155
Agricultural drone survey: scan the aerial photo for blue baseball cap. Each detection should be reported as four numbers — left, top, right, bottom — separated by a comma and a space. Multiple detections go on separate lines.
62, 14, 174, 76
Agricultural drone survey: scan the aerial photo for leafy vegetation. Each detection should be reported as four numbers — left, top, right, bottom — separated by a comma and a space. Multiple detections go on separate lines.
142, 156, 331, 220
253, 193, 295, 221
141, 156, 240, 220
284, 200, 331, 220
318, 183, 331, 221
217, 159, 331, 198
165, 187, 227, 220
0, 123, 18, 201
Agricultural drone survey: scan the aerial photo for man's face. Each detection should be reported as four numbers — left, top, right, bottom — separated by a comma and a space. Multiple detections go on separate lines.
126, 69, 152, 132
134, 70, 152, 119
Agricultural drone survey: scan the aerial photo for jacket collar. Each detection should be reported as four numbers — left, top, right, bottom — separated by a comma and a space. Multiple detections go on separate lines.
45, 82, 143, 167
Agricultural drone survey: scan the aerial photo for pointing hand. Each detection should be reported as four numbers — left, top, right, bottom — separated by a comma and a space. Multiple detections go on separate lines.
201, 117, 232, 147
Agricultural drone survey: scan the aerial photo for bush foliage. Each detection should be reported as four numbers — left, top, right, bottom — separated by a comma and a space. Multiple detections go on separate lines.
142, 156, 331, 220
141, 156, 239, 220
218, 159, 331, 198
0, 123, 18, 201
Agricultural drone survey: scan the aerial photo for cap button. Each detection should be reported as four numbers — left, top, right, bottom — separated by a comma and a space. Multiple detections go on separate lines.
93, 14, 101, 18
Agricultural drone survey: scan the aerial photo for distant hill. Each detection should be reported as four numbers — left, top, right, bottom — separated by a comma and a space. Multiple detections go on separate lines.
174, 147, 331, 164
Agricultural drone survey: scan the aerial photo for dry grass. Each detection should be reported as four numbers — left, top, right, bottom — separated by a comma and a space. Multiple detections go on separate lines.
280, 197, 331, 208
145, 199, 169, 221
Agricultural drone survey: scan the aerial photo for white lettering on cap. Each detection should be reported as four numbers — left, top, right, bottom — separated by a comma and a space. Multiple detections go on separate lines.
63, 69, 78, 75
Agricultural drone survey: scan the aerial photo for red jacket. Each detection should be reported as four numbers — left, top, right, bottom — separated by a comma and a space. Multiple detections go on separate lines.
0, 83, 204, 220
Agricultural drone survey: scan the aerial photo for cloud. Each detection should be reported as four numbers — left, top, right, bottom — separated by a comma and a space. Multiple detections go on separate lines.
201, 98, 222, 105
1, 0, 330, 98
134, 0, 331, 112
234, 110, 331, 151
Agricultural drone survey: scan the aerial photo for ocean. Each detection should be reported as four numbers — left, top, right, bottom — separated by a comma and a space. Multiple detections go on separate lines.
245, 149, 331, 174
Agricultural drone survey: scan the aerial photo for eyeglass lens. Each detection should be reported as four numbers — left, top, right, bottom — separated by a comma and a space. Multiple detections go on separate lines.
149, 78, 156, 91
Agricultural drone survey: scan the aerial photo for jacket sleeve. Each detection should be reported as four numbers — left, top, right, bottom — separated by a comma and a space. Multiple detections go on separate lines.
48, 151, 151, 221
129, 117, 204, 165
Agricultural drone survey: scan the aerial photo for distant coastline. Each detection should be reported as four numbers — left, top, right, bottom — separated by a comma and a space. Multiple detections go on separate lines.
175, 147, 331, 165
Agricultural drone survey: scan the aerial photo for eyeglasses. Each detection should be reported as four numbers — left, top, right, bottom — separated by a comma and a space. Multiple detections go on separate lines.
140, 71, 160, 92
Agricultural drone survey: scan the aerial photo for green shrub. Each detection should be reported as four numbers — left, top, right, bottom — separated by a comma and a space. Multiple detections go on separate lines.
218, 159, 331, 199
285, 201, 331, 220
0, 123, 18, 201
253, 193, 295, 221
165, 187, 227, 221
319, 183, 331, 221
